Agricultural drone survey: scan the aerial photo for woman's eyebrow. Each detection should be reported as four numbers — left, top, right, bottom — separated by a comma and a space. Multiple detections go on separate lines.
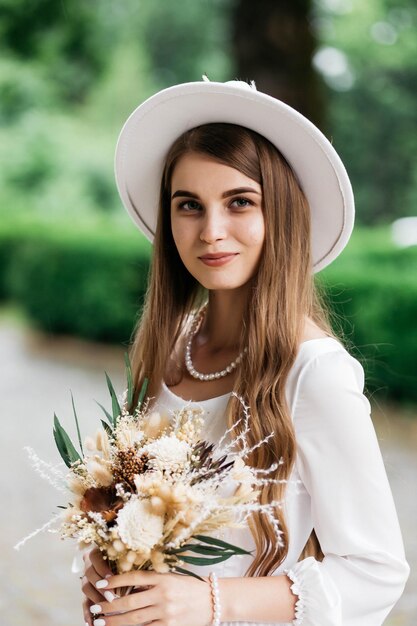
171, 187, 261, 200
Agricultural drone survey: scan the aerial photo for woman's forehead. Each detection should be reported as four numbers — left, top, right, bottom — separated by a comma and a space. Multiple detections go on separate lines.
171, 153, 262, 192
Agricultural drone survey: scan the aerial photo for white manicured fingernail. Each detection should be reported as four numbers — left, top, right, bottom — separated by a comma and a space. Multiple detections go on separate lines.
94, 620, 106, 626
96, 579, 108, 589
104, 591, 118, 602
90, 605, 102, 614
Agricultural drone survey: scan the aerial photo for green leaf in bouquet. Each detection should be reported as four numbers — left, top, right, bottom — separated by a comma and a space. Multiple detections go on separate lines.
181, 544, 233, 557
177, 554, 232, 566
166, 543, 224, 556
124, 352, 134, 410
95, 400, 114, 427
101, 419, 113, 437
53, 413, 81, 468
136, 377, 149, 413
193, 534, 252, 556
172, 566, 206, 582
70, 390, 84, 457
104, 372, 121, 425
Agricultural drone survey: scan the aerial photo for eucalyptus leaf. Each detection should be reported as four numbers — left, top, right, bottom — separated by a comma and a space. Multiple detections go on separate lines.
136, 377, 148, 412
53, 413, 81, 468
185, 545, 233, 556
53, 413, 71, 467
105, 371, 121, 424
95, 400, 114, 426
124, 352, 134, 409
166, 543, 229, 556
70, 390, 84, 457
53, 427, 69, 467
172, 566, 206, 582
193, 534, 252, 556
101, 419, 113, 436
178, 554, 231, 566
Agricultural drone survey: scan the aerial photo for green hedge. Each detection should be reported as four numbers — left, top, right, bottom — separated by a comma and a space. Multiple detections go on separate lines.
0, 215, 151, 343
1, 218, 416, 403
320, 266, 417, 403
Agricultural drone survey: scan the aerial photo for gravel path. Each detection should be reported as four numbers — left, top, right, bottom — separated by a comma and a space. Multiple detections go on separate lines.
2, 316, 415, 625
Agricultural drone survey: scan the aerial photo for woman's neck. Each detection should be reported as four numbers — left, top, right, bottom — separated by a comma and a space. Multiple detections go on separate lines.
196, 287, 249, 352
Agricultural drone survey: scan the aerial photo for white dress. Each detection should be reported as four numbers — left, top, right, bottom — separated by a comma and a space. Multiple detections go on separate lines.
151, 337, 410, 626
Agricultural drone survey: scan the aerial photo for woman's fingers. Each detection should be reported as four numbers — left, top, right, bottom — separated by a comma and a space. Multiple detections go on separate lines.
89, 604, 160, 626
88, 587, 157, 617
82, 576, 107, 605
94, 569, 159, 591
83, 549, 115, 601
82, 597, 93, 626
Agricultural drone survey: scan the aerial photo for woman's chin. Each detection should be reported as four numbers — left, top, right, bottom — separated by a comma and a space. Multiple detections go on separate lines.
198, 277, 248, 291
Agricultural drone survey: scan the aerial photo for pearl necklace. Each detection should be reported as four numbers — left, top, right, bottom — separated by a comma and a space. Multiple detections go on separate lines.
185, 306, 248, 381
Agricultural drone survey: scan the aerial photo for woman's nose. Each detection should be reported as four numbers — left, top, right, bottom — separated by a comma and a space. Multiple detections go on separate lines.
199, 210, 227, 243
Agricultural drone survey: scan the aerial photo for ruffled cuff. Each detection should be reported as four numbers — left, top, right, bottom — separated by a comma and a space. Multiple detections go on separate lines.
283, 557, 342, 626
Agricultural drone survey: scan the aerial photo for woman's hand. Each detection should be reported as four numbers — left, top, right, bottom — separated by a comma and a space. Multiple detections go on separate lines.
83, 561, 214, 626
81, 548, 116, 625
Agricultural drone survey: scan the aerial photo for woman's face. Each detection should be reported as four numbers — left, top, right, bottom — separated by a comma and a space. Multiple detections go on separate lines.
170, 153, 265, 291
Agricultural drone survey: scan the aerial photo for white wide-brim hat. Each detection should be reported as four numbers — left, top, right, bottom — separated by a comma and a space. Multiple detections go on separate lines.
115, 76, 355, 273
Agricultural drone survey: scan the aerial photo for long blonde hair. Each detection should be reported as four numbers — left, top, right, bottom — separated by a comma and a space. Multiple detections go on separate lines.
129, 122, 340, 575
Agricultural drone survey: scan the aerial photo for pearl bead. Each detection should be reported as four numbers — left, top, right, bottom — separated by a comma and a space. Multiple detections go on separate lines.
209, 571, 221, 626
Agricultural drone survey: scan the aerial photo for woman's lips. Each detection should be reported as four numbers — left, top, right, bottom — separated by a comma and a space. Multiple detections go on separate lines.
199, 253, 238, 267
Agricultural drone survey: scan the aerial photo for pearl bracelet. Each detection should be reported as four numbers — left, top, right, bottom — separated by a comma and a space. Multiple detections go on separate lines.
208, 571, 221, 626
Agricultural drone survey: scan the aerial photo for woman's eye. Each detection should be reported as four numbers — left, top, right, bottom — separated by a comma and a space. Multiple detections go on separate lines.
231, 197, 253, 208
178, 200, 201, 211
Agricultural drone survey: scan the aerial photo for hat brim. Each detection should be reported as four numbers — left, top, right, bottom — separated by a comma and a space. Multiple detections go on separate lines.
114, 80, 354, 273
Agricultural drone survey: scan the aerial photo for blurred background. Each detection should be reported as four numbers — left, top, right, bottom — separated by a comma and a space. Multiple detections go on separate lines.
1, 0, 415, 624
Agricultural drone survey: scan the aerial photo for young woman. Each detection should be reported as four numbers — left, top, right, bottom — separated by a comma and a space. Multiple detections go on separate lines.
81, 78, 409, 626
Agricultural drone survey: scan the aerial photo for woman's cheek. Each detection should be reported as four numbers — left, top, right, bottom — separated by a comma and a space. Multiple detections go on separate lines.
244, 215, 265, 247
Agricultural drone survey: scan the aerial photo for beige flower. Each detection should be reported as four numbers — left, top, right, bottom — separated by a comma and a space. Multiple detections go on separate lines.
116, 497, 164, 553
143, 411, 170, 439
84, 436, 96, 452
67, 476, 86, 495
95, 429, 111, 459
87, 459, 113, 487
150, 549, 170, 573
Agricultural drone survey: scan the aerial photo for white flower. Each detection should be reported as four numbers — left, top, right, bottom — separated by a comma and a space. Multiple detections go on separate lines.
116, 497, 163, 553
143, 436, 191, 472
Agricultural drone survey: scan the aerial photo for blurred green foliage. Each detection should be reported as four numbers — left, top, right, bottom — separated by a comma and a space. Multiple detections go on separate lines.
0, 214, 151, 342
320, 229, 417, 403
0, 0, 233, 224
0, 0, 415, 226
312, 0, 417, 224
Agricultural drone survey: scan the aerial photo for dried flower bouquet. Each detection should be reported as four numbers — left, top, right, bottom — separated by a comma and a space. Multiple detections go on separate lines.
15, 354, 286, 591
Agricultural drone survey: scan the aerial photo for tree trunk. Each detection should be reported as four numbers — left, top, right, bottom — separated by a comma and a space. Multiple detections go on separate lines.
231, 0, 325, 129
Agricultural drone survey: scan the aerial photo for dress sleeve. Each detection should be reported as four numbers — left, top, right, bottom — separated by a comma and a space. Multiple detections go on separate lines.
284, 349, 410, 626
